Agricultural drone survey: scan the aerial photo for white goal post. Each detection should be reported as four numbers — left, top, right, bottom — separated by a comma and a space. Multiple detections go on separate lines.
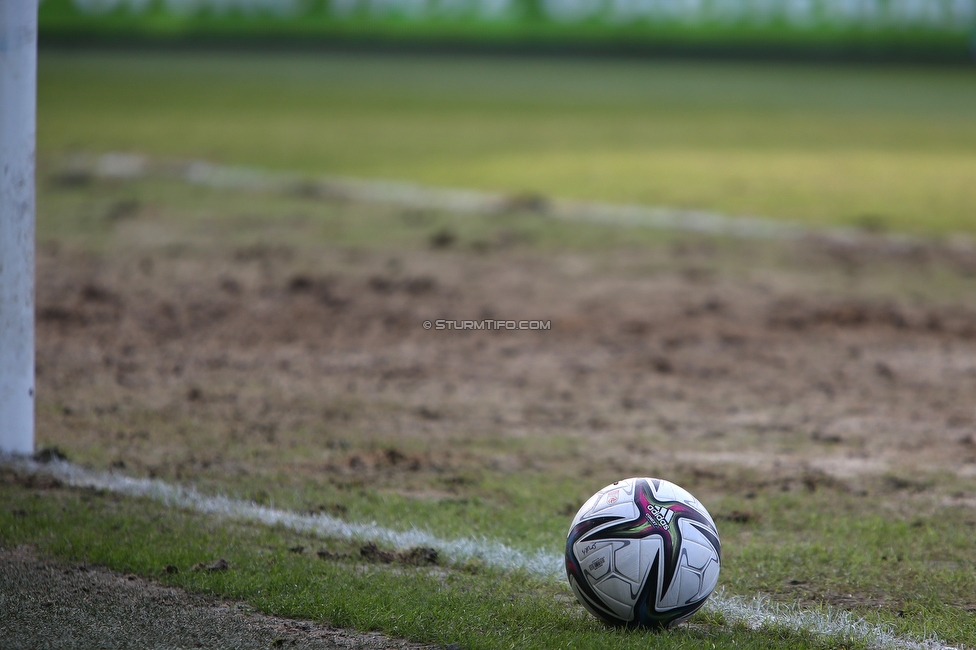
0, 0, 37, 455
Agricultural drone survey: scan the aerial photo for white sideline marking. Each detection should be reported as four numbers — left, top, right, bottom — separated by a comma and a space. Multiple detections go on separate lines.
8, 457, 561, 576
73, 152, 968, 252
2, 456, 958, 650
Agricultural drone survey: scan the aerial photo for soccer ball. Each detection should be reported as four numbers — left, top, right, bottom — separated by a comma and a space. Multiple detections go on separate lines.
565, 477, 721, 628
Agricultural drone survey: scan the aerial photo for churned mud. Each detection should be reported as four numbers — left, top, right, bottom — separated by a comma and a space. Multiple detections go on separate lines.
34, 223, 976, 494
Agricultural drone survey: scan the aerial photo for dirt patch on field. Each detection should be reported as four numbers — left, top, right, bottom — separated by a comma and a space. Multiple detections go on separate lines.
33, 228, 976, 496
0, 546, 434, 650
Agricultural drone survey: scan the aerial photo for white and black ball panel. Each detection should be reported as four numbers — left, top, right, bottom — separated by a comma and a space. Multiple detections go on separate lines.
579, 542, 613, 581
565, 477, 721, 629
645, 478, 717, 530
586, 537, 663, 622
676, 518, 721, 601
573, 480, 640, 525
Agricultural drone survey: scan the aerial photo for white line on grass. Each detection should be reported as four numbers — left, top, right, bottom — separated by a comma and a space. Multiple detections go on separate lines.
2, 456, 957, 650
73, 151, 968, 253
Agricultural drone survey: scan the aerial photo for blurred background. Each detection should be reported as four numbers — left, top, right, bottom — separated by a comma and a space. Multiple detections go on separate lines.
36, 0, 976, 238
39, 0, 976, 61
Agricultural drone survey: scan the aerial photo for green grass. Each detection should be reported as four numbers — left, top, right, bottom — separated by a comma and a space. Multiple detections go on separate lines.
39, 50, 976, 235
3, 467, 974, 648
36, 172, 702, 257
36, 172, 976, 310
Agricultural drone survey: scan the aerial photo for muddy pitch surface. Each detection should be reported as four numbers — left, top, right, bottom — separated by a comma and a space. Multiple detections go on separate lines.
34, 232, 976, 492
